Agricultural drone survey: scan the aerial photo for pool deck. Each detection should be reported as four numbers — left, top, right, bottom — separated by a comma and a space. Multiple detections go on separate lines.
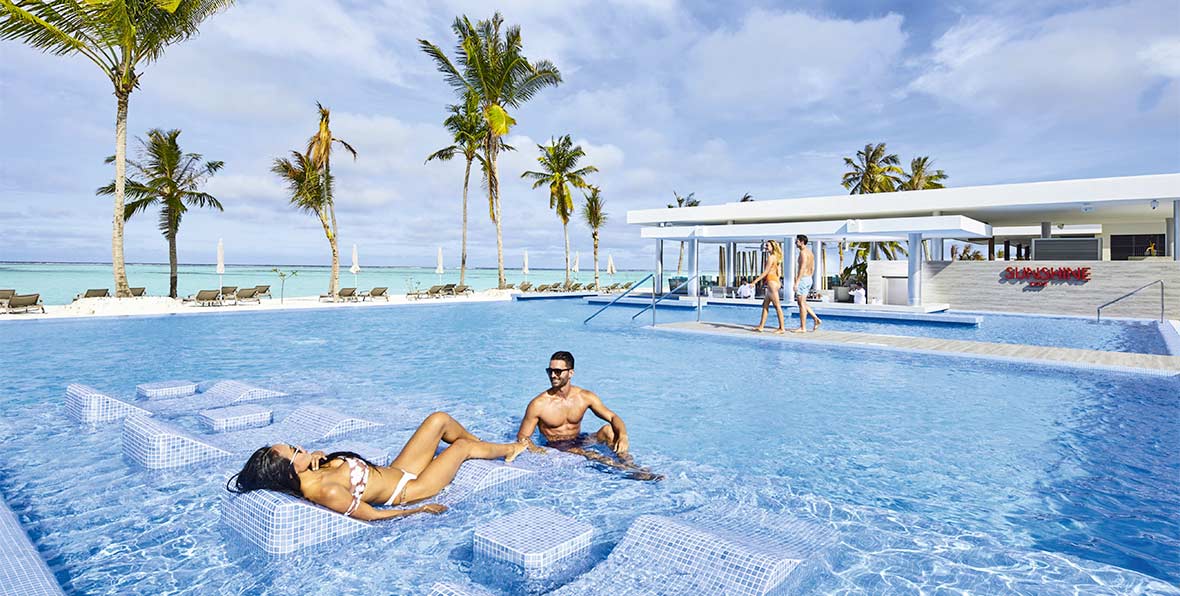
656, 321, 1180, 376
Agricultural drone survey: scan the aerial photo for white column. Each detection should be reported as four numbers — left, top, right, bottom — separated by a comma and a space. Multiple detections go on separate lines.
655, 240, 664, 294
1171, 200, 1179, 260
907, 233, 922, 306
811, 241, 821, 290
687, 238, 699, 296
784, 239, 797, 302
728, 243, 737, 285
1040, 221, 1052, 238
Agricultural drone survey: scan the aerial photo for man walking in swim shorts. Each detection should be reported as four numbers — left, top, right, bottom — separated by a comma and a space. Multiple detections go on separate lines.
792, 234, 822, 333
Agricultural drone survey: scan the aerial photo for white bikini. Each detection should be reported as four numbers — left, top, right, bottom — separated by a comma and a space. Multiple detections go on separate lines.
383, 467, 418, 506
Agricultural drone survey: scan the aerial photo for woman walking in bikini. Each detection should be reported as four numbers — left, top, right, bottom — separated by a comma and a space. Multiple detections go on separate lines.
746, 240, 786, 333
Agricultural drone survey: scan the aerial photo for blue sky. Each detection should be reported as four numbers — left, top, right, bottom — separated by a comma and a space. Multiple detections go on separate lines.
1, 0, 1178, 269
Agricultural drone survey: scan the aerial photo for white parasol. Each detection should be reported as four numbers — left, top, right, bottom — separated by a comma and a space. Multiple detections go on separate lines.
435, 247, 444, 283
350, 244, 360, 287
216, 238, 225, 291
521, 249, 529, 281
607, 254, 616, 277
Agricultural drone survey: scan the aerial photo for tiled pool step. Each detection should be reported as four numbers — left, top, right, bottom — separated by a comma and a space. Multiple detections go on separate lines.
199, 405, 273, 433
657, 321, 1180, 376
65, 380, 288, 425
0, 497, 64, 596
552, 509, 836, 596
123, 405, 383, 469
222, 458, 535, 554
474, 507, 594, 578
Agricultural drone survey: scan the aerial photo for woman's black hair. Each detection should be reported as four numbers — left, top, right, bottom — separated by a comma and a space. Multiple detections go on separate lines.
225, 447, 379, 495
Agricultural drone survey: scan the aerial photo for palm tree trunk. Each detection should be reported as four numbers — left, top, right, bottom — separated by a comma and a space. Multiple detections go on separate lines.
677, 241, 685, 275
592, 230, 599, 290
319, 211, 337, 298
324, 162, 339, 299
167, 222, 179, 299
487, 136, 505, 289
563, 221, 570, 285
112, 90, 131, 297
460, 158, 471, 286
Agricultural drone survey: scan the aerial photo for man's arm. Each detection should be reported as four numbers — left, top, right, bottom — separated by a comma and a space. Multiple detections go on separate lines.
515, 396, 547, 452
585, 392, 629, 454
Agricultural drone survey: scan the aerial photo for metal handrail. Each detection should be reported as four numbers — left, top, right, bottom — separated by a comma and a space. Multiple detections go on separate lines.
582, 274, 654, 325
1096, 279, 1164, 323
631, 274, 700, 321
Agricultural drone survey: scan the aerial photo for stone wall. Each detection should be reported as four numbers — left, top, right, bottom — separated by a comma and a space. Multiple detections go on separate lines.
868, 260, 1180, 318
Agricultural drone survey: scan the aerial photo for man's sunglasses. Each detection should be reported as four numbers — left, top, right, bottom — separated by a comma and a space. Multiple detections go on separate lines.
545, 367, 572, 376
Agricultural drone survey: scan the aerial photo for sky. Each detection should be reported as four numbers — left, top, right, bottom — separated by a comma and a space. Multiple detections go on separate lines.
1, 0, 1178, 269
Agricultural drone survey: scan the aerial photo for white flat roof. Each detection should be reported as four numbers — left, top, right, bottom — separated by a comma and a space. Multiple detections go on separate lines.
640, 215, 992, 242
628, 173, 1180, 227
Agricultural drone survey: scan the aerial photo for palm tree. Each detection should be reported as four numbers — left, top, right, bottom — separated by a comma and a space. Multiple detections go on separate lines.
842, 143, 906, 260
271, 151, 336, 294
1, 0, 234, 297
96, 129, 223, 298
521, 135, 597, 285
305, 102, 356, 300
842, 142, 904, 195
581, 186, 608, 291
425, 91, 512, 286
739, 193, 755, 202
419, 12, 562, 288
667, 191, 699, 274
899, 156, 948, 191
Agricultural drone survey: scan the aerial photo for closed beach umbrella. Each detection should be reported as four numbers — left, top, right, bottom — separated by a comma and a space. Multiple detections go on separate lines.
435, 247, 444, 283
607, 254, 616, 277
216, 238, 225, 291
572, 252, 580, 277
350, 244, 360, 287
522, 249, 529, 281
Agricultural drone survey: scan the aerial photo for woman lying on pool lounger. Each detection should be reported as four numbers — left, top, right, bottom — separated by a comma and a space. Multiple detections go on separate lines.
227, 412, 525, 520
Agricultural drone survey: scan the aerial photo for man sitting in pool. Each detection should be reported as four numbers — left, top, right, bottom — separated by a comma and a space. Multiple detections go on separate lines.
515, 351, 659, 479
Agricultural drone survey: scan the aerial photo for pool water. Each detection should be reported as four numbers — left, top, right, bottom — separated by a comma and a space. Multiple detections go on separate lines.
686, 303, 1174, 355
0, 301, 1177, 594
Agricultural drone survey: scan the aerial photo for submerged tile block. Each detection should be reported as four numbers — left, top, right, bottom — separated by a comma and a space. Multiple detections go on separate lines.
427, 582, 498, 596
220, 488, 373, 555
135, 380, 197, 400
433, 460, 534, 506
122, 414, 233, 469
199, 405, 272, 433
474, 507, 593, 576
0, 497, 65, 596
65, 383, 150, 424
198, 380, 286, 403
596, 512, 837, 596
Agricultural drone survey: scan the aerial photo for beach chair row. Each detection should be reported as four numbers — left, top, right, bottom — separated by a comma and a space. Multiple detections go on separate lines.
516, 281, 634, 293
183, 285, 272, 307
408, 283, 474, 300
0, 289, 44, 314
317, 287, 389, 302
73, 287, 146, 300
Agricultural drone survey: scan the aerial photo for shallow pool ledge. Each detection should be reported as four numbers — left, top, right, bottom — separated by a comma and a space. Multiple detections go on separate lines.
655, 321, 1180, 376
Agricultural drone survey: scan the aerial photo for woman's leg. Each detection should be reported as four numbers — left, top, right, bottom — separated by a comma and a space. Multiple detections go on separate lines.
769, 290, 786, 332
398, 438, 525, 504
755, 294, 771, 331
390, 412, 480, 475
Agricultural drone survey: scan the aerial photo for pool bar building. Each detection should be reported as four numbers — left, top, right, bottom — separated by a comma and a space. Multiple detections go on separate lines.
628, 173, 1180, 319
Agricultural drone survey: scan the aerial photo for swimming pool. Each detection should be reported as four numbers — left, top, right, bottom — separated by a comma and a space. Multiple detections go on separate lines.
1, 301, 1177, 594
672, 303, 1175, 355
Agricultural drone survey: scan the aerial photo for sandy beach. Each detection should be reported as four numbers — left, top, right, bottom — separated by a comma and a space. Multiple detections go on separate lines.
0, 289, 519, 321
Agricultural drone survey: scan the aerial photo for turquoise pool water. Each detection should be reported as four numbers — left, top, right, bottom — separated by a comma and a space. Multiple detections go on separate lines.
0, 262, 647, 305
0, 301, 1176, 594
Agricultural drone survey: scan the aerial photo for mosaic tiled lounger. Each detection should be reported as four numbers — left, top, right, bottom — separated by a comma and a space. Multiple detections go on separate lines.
0, 497, 65, 596
552, 509, 837, 596
66, 380, 287, 424
122, 405, 382, 469
222, 459, 535, 554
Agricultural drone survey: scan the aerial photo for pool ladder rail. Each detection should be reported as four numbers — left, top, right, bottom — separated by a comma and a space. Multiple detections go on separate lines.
630, 274, 701, 321
582, 273, 653, 325
1096, 279, 1164, 323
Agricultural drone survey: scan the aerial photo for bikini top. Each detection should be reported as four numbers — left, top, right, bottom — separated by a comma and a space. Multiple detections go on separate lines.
342, 457, 369, 517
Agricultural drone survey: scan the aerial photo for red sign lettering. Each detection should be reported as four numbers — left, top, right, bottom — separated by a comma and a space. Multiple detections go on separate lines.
1002, 266, 1090, 287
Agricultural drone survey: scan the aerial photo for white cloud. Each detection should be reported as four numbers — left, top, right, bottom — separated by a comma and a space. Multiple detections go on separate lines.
685, 10, 907, 114
911, 0, 1180, 121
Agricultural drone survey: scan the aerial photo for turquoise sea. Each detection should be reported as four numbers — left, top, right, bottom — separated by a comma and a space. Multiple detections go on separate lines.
0, 262, 648, 306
